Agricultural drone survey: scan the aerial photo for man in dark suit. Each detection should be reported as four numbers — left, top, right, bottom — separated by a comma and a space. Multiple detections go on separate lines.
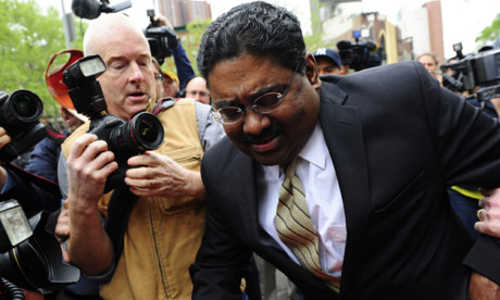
190, 2, 500, 299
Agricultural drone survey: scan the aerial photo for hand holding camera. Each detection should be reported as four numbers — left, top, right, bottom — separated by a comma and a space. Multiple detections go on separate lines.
0, 90, 47, 162
63, 55, 165, 192
145, 10, 178, 65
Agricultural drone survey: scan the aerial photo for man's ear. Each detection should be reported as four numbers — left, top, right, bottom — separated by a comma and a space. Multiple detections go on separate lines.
305, 54, 321, 89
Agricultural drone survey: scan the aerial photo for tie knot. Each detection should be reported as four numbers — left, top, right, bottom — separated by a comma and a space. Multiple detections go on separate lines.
284, 156, 299, 180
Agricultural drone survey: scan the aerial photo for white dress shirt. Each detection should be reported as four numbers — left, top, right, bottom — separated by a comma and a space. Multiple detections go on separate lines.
257, 124, 347, 278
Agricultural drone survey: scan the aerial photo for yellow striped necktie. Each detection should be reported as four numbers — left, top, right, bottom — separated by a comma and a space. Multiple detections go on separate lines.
274, 157, 340, 292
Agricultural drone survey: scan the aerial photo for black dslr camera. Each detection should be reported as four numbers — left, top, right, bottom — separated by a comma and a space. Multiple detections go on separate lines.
0, 90, 47, 162
144, 9, 178, 65
337, 30, 382, 71
62, 55, 165, 192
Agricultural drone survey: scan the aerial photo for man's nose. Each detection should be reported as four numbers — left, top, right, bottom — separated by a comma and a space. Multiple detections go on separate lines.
242, 110, 270, 136
129, 62, 145, 83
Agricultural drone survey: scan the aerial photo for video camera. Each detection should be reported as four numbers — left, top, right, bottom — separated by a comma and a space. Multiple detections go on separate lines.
144, 9, 178, 65
0, 90, 47, 162
337, 30, 382, 71
440, 42, 500, 97
63, 55, 165, 192
71, 0, 132, 20
0, 199, 80, 293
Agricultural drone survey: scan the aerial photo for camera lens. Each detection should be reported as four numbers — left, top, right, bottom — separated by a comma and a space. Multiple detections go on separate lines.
137, 118, 156, 144
130, 112, 164, 151
13, 94, 37, 119
0, 90, 43, 125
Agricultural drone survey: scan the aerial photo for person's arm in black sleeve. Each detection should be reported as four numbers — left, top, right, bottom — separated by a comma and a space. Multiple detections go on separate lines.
154, 14, 195, 90
415, 61, 500, 292
172, 42, 195, 90
1, 137, 61, 215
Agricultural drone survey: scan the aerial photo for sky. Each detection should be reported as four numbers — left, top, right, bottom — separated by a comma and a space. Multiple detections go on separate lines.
40, 0, 500, 57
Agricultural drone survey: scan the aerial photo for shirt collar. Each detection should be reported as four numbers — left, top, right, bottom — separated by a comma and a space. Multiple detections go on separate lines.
298, 123, 326, 170
260, 123, 327, 179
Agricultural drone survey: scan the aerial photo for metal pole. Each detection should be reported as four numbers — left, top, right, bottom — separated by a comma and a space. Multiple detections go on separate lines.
61, 0, 73, 48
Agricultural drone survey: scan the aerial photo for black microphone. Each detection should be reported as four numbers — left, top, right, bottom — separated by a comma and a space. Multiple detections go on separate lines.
72, 0, 132, 20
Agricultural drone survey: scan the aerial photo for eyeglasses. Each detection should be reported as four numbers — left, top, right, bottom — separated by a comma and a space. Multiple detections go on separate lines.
163, 75, 174, 84
154, 72, 163, 81
212, 72, 296, 125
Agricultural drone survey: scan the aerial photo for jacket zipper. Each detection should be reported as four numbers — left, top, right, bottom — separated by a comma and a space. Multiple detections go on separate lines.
149, 206, 170, 299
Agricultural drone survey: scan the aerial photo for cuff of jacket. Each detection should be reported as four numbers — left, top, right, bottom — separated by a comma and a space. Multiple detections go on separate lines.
83, 260, 116, 283
463, 234, 500, 285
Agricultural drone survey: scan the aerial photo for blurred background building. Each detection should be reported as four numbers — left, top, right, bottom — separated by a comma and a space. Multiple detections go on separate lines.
318, 0, 446, 64
153, 0, 211, 27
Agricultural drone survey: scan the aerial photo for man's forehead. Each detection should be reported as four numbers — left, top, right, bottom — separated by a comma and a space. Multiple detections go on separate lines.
209, 55, 283, 82
98, 40, 150, 62
208, 54, 293, 101
187, 77, 208, 90
93, 25, 149, 55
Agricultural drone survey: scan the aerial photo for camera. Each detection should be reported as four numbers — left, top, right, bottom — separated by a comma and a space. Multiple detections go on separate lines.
441, 42, 500, 94
63, 55, 165, 192
337, 30, 383, 71
0, 199, 80, 293
71, 0, 132, 20
0, 90, 47, 162
145, 9, 178, 65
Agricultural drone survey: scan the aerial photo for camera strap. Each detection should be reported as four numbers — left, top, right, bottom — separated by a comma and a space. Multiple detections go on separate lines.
3, 163, 61, 198
46, 126, 68, 145
102, 185, 137, 282
152, 97, 176, 115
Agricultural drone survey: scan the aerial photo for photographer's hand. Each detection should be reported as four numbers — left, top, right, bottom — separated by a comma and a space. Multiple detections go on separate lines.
67, 134, 117, 205
475, 188, 500, 238
55, 200, 71, 263
65, 133, 117, 274
469, 272, 500, 300
0, 126, 11, 147
154, 14, 173, 30
0, 126, 11, 188
125, 151, 205, 199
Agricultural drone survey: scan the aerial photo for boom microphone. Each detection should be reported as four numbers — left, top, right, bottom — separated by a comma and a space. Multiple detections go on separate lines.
71, 0, 132, 20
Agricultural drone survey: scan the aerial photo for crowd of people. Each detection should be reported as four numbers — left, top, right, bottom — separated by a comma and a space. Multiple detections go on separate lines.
1, 1, 500, 300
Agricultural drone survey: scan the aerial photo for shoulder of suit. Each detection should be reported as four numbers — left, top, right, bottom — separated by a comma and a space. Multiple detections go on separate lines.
203, 135, 234, 163
328, 61, 425, 90
351, 61, 422, 78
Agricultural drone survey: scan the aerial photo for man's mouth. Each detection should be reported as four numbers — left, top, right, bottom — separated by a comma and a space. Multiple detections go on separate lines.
240, 122, 282, 153
129, 92, 146, 98
128, 92, 146, 100
251, 136, 280, 153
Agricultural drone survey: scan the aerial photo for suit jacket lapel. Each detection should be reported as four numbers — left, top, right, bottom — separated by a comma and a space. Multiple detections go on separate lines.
228, 150, 284, 252
318, 82, 371, 292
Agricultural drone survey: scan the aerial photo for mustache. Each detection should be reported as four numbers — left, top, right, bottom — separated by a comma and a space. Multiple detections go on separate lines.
239, 121, 282, 144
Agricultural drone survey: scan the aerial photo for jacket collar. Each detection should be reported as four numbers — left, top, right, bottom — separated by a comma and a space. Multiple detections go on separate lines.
317, 80, 370, 292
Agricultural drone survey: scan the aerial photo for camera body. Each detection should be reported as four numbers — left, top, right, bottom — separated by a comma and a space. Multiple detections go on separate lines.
145, 9, 178, 65
89, 112, 164, 191
441, 42, 500, 92
0, 200, 80, 293
337, 30, 382, 71
63, 55, 165, 192
0, 90, 47, 162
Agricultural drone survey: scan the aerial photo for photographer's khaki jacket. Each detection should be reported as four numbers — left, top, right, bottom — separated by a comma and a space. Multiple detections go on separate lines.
62, 100, 205, 300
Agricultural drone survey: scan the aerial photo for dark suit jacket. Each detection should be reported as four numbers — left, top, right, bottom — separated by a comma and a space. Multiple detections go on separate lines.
190, 61, 500, 300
